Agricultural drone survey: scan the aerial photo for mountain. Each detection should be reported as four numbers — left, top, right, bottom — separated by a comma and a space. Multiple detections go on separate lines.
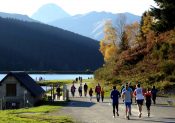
0, 12, 35, 22
48, 12, 141, 40
31, 3, 70, 23
0, 17, 103, 71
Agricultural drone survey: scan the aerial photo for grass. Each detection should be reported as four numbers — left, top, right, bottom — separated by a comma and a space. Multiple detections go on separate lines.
0, 101, 74, 123
37, 79, 74, 86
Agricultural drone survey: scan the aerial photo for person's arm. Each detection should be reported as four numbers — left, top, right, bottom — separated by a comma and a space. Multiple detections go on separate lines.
133, 90, 136, 97
121, 92, 124, 99
110, 91, 113, 99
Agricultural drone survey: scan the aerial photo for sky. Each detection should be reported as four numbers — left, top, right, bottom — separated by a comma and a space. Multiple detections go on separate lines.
0, 0, 156, 17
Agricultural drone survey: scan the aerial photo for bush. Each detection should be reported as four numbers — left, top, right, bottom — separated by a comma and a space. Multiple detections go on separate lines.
148, 72, 165, 83
160, 60, 175, 75
166, 75, 175, 82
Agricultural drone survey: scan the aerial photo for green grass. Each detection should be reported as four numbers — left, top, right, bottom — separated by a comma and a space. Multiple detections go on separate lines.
38, 79, 74, 86
0, 102, 74, 123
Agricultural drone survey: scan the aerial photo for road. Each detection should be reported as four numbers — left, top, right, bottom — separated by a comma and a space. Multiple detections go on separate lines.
51, 83, 175, 123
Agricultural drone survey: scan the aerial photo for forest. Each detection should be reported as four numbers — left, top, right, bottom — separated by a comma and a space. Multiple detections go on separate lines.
94, 0, 175, 93
0, 17, 103, 71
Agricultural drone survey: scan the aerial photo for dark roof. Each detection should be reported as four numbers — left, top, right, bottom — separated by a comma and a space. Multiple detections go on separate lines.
0, 72, 45, 97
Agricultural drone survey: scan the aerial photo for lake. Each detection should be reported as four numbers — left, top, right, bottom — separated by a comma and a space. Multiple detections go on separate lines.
0, 74, 93, 81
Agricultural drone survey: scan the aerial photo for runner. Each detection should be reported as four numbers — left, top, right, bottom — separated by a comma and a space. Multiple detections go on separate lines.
71, 83, 76, 97
122, 82, 133, 115
89, 88, 93, 101
110, 86, 120, 118
78, 84, 83, 97
84, 83, 88, 97
151, 85, 158, 105
134, 83, 144, 118
144, 88, 152, 117
122, 83, 133, 120
95, 83, 101, 102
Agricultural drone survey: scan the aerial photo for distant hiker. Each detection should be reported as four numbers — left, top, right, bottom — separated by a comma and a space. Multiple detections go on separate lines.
144, 88, 152, 117
75, 78, 78, 82
134, 84, 144, 118
151, 86, 158, 104
56, 85, 61, 100
89, 88, 93, 101
78, 84, 83, 97
111, 86, 120, 118
71, 83, 76, 97
122, 83, 133, 120
95, 83, 101, 102
84, 83, 88, 97
101, 88, 105, 102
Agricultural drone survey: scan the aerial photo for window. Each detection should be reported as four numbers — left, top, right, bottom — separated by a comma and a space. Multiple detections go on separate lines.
6, 84, 16, 97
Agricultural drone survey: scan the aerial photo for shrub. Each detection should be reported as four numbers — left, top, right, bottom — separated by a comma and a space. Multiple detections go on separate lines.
160, 60, 175, 75
148, 72, 165, 83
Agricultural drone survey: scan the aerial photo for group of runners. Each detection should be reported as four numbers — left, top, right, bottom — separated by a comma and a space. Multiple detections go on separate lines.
111, 83, 158, 120
70, 82, 158, 120
70, 82, 105, 102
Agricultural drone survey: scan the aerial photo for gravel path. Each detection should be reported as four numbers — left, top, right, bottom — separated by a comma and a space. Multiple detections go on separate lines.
51, 83, 175, 123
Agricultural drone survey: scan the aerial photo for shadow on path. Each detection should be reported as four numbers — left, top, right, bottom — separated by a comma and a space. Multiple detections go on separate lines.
67, 100, 96, 108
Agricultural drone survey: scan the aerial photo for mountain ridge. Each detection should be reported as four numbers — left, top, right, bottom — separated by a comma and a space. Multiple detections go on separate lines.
31, 3, 70, 23
0, 12, 36, 22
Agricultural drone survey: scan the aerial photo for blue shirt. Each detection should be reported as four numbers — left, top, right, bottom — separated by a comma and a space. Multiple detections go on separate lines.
110, 89, 120, 104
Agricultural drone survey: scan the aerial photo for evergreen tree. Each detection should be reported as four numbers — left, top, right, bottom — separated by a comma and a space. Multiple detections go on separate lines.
119, 31, 129, 51
150, 0, 175, 32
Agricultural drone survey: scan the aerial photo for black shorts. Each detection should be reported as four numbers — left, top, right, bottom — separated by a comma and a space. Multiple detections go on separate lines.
137, 99, 144, 105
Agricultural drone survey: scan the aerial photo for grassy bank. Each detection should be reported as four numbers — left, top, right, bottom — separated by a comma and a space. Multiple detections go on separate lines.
0, 101, 73, 123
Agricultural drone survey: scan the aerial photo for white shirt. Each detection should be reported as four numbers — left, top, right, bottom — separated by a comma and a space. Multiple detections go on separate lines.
135, 87, 144, 100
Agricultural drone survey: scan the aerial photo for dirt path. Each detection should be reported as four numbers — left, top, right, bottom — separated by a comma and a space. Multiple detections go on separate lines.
51, 83, 175, 123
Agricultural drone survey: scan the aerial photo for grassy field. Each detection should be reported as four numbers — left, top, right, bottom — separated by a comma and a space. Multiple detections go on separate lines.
37, 79, 74, 86
0, 101, 74, 123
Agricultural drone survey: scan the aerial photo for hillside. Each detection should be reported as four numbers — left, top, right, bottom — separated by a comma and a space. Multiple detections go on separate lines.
49, 12, 141, 41
0, 17, 103, 71
0, 12, 36, 22
94, 0, 175, 94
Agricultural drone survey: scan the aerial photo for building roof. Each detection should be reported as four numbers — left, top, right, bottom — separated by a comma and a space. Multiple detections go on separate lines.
0, 72, 45, 97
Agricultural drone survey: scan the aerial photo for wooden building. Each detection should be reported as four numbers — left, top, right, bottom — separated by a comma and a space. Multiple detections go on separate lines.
0, 72, 45, 109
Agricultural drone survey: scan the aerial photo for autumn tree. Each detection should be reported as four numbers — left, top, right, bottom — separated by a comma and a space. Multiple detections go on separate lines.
115, 14, 129, 51
100, 20, 118, 61
125, 22, 140, 47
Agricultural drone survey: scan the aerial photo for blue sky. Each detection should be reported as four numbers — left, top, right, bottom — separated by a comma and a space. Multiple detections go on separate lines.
0, 0, 156, 16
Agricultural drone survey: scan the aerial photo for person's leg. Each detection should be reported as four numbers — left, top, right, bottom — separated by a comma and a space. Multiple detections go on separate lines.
96, 93, 98, 102
126, 103, 130, 120
139, 100, 143, 118
116, 103, 119, 116
129, 101, 132, 115
101, 96, 104, 102
147, 103, 151, 117
152, 95, 156, 104
113, 104, 115, 117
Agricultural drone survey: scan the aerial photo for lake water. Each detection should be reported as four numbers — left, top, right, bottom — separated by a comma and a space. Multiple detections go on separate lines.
0, 74, 93, 81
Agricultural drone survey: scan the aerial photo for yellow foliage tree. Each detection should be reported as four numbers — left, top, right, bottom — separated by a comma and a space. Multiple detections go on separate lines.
99, 20, 118, 61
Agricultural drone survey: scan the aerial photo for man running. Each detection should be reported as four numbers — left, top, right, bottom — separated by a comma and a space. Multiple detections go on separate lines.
122, 83, 133, 120
134, 83, 144, 118
110, 86, 120, 118
151, 86, 158, 105
122, 82, 133, 115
